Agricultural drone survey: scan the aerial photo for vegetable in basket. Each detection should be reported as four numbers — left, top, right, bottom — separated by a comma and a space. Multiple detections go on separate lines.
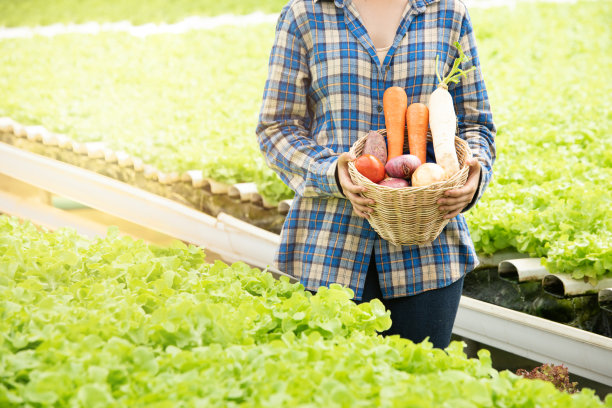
385, 154, 421, 179
354, 154, 386, 183
411, 163, 446, 187
429, 41, 476, 179
378, 178, 410, 188
362, 130, 387, 165
382, 86, 408, 162
406, 102, 429, 164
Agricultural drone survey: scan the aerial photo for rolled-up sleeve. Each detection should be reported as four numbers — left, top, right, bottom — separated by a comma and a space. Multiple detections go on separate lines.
256, 7, 344, 199
450, 10, 496, 212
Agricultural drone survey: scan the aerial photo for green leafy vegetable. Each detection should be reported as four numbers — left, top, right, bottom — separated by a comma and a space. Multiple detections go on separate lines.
0, 215, 606, 406
0, 0, 287, 27
435, 41, 476, 88
464, 1, 612, 282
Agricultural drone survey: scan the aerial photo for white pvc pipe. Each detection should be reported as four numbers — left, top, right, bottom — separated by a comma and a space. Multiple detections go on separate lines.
0, 142, 254, 269
543, 274, 612, 298
228, 182, 258, 201
599, 288, 612, 313
206, 178, 230, 194
216, 212, 290, 279
0, 184, 106, 238
181, 170, 208, 188
477, 250, 529, 269
278, 199, 293, 214
498, 257, 548, 282
455, 296, 612, 386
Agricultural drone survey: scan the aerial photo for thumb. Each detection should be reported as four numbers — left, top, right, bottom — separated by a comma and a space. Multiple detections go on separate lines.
338, 152, 356, 165
468, 157, 481, 170
467, 158, 481, 180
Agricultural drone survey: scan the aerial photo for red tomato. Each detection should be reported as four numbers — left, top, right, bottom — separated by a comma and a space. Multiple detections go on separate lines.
355, 154, 385, 183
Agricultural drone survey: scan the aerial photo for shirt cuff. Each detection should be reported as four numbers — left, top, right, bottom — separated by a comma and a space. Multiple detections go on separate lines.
314, 156, 345, 198
334, 162, 346, 197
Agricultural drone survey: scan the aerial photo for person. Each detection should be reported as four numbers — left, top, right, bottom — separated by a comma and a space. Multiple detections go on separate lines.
256, 0, 496, 349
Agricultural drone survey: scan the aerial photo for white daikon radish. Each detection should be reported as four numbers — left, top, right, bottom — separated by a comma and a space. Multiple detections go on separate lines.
429, 42, 475, 179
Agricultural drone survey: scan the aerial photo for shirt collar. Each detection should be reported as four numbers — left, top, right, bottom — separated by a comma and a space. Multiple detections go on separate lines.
315, 0, 438, 12
313, 0, 346, 7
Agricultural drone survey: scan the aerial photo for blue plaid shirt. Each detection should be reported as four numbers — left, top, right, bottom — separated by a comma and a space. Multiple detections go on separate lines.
256, 0, 496, 299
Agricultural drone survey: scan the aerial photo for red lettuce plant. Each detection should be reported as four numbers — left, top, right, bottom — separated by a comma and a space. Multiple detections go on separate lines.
516, 364, 578, 394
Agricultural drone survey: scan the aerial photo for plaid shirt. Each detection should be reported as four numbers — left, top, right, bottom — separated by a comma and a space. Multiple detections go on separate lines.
256, 0, 496, 299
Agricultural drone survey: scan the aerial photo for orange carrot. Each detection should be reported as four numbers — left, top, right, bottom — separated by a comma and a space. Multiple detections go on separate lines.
383, 87, 408, 161
406, 102, 429, 164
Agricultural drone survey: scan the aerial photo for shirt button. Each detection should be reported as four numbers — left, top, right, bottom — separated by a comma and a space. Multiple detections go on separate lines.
385, 65, 391, 71
376, 104, 383, 113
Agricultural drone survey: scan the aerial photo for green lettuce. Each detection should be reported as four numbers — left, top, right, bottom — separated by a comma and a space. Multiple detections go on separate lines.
0, 215, 607, 406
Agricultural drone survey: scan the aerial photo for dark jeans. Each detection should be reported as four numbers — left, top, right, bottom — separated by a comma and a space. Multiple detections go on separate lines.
355, 256, 465, 349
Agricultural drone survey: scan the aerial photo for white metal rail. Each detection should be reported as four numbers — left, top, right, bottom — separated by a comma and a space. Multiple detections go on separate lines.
455, 296, 612, 385
0, 142, 282, 274
1, 141, 611, 386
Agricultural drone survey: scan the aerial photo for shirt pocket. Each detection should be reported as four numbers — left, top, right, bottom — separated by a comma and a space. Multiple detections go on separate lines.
309, 38, 377, 149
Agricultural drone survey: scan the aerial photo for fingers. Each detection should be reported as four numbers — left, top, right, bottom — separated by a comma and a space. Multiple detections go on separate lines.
438, 188, 473, 216
344, 187, 374, 218
438, 158, 481, 218
341, 176, 368, 195
439, 192, 471, 218
339, 171, 373, 205
462, 158, 481, 188
441, 185, 472, 199
440, 201, 468, 219
443, 208, 463, 220
346, 191, 374, 207
440, 164, 479, 201
337, 151, 358, 172
439, 181, 476, 203
337, 151, 356, 164
352, 204, 373, 219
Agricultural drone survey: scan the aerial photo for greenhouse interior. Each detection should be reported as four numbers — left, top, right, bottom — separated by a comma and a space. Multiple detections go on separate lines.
0, 0, 610, 406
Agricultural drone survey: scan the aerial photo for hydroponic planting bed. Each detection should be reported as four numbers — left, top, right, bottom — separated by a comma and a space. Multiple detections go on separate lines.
0, 126, 288, 234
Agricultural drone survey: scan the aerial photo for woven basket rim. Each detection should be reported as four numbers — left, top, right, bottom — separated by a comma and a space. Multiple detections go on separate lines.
348, 131, 471, 191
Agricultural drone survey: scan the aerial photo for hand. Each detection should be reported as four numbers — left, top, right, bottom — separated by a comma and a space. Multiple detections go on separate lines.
437, 158, 481, 219
337, 152, 375, 218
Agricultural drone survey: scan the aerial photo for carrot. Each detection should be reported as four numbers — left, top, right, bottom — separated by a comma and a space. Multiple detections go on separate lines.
383, 86, 408, 161
429, 41, 476, 178
406, 103, 429, 164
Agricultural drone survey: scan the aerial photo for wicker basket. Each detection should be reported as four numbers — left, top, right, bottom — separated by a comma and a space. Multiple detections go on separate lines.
347, 129, 472, 246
